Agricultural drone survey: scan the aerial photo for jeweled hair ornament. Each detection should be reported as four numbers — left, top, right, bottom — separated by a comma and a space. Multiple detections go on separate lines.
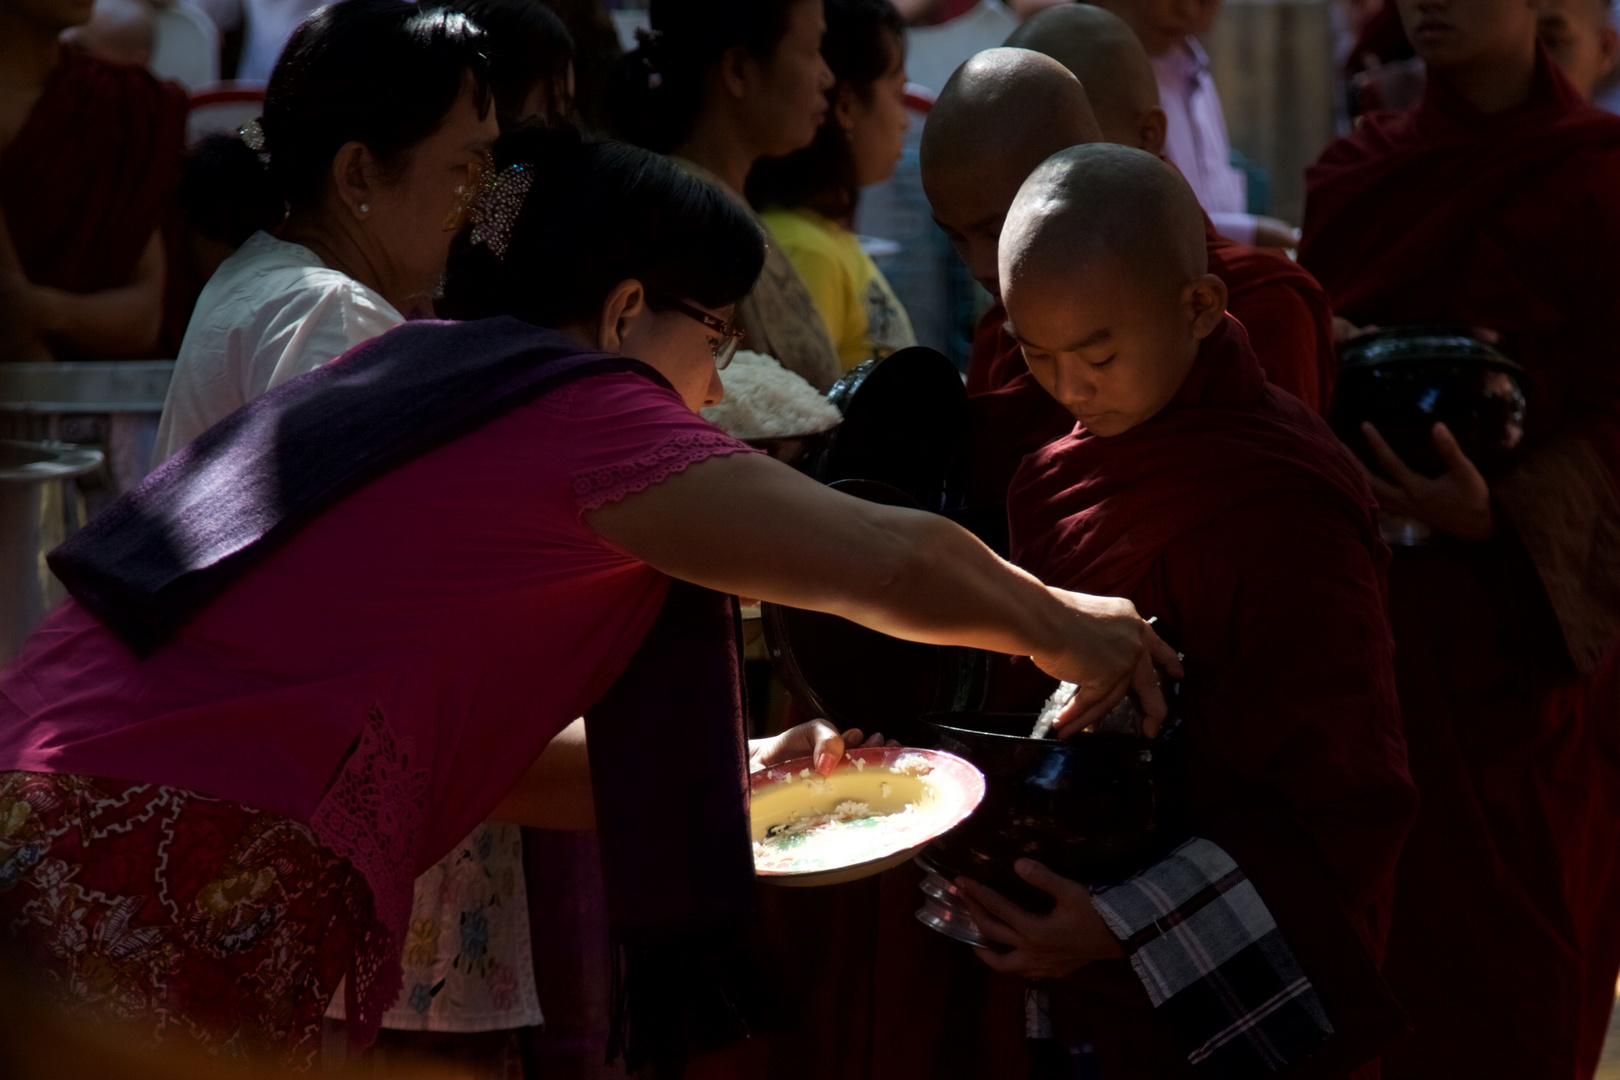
239, 117, 269, 162
468, 162, 536, 260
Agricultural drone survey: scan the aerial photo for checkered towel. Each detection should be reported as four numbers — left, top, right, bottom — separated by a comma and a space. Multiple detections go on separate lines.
1089, 837, 1333, 1077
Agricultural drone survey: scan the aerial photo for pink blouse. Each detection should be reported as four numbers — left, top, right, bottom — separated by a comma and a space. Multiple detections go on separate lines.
0, 372, 755, 949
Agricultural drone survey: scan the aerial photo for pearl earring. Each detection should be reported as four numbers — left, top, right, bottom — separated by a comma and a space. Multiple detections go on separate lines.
359, 203, 370, 215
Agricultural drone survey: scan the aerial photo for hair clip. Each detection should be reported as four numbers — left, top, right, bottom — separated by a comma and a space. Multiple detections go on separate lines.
239, 117, 269, 162
468, 162, 535, 260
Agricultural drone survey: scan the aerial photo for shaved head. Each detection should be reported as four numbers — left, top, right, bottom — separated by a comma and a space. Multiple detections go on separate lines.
1000, 144, 1222, 436
921, 47, 1103, 298
1005, 5, 1163, 149
1004, 143, 1206, 293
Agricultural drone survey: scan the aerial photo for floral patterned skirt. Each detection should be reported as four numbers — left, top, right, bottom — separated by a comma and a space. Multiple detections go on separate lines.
0, 770, 378, 1070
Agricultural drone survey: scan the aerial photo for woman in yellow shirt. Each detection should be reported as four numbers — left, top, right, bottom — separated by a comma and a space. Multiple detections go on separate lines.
749, 0, 916, 371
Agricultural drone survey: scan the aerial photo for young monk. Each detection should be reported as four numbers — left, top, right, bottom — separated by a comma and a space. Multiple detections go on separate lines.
1299, 0, 1620, 1073
1006, 3, 1338, 414
962, 142, 1416, 1080
922, 47, 1333, 507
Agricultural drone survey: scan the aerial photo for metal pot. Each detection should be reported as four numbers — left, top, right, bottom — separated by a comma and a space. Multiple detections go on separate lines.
0, 440, 103, 665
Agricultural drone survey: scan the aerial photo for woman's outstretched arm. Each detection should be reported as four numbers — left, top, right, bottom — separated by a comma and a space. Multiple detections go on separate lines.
587, 451, 1180, 732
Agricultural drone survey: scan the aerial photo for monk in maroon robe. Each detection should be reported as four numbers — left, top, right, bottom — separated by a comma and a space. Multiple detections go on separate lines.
0, 0, 191, 363
969, 141, 1415, 1080
936, 26, 1336, 507
1004, 3, 1338, 413
1300, 0, 1620, 1072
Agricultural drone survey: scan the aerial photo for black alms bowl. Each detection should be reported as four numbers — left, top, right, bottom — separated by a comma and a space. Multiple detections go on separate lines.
920, 713, 1185, 912
1329, 327, 1528, 480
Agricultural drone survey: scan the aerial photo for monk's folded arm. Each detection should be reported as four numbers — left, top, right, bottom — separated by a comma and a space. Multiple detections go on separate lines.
586, 451, 1075, 662
29, 229, 165, 355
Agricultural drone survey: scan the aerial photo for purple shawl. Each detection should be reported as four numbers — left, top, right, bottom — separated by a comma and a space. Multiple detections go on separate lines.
47, 316, 762, 1071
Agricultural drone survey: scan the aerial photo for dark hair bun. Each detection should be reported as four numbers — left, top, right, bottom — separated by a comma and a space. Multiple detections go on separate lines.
607, 0, 801, 153
179, 135, 285, 246
440, 125, 765, 327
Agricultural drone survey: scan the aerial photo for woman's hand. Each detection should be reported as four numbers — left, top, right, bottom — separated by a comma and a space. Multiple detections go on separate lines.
748, 719, 897, 776
1030, 593, 1182, 737
1360, 421, 1494, 541
957, 860, 1125, 980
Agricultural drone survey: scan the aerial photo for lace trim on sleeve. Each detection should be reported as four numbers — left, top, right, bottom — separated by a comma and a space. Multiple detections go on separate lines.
571, 430, 760, 512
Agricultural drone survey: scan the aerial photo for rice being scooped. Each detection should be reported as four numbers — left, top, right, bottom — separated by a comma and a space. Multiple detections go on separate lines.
700, 350, 843, 440
1032, 682, 1145, 739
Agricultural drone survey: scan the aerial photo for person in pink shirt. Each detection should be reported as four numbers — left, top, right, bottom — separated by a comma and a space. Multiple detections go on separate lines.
1094, 0, 1299, 247
0, 126, 1178, 1072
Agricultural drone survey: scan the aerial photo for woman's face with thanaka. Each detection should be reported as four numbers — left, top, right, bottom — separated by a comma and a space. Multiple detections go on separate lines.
1396, 0, 1539, 71
333, 75, 498, 304
1003, 256, 1225, 437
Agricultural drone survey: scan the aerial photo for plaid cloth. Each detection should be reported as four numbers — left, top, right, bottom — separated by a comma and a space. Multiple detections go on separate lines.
1089, 837, 1333, 1078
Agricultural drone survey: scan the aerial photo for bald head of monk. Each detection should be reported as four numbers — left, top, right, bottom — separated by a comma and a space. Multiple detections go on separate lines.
920, 47, 1102, 301
1005, 4, 1167, 153
1000, 143, 1226, 437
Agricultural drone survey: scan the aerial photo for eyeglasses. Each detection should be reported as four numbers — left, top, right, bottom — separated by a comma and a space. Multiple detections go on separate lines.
649, 295, 745, 369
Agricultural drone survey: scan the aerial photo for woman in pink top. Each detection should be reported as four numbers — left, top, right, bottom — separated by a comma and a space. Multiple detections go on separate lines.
0, 129, 1178, 1071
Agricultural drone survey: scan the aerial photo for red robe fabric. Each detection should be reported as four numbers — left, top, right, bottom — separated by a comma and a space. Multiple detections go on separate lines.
1301, 54, 1620, 1080
964, 220, 1337, 506
1005, 316, 1417, 1079
0, 47, 194, 356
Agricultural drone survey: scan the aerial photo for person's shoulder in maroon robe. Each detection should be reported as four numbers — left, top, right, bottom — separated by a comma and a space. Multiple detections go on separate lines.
1304, 38, 1620, 1080
0, 45, 193, 357
1203, 212, 1338, 410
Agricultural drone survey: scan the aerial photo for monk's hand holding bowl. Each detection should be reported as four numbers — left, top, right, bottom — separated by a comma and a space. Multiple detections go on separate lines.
1032, 592, 1183, 738
1359, 421, 1495, 541
748, 719, 898, 777
956, 859, 1124, 979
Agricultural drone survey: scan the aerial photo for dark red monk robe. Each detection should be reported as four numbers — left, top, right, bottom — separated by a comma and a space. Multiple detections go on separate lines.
1005, 316, 1416, 1079
1205, 217, 1338, 412
963, 223, 1337, 506
0, 47, 193, 357
1301, 51, 1620, 1080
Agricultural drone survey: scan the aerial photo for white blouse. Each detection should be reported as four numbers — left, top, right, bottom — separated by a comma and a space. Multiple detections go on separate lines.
153, 230, 404, 465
